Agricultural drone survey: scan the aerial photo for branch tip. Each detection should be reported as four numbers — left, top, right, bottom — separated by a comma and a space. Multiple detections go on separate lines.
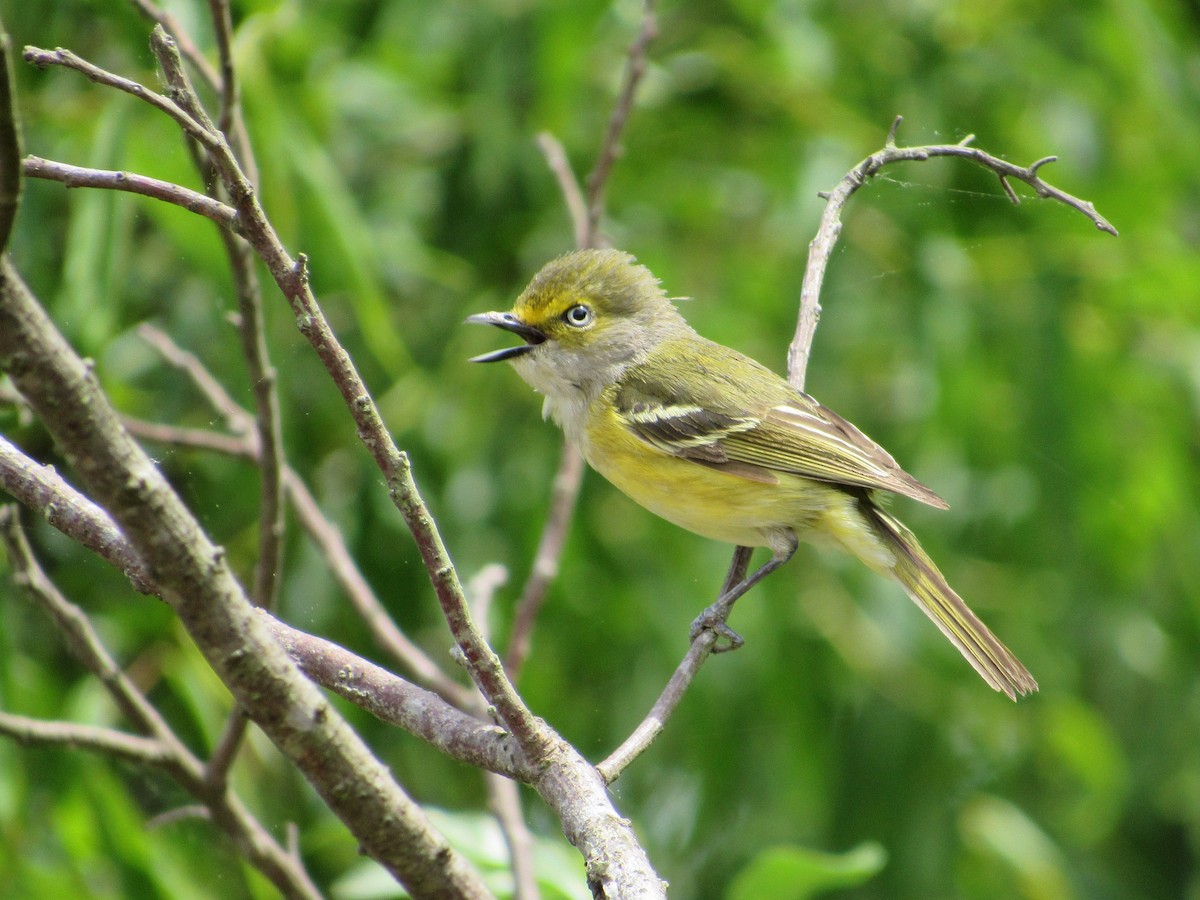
885, 115, 903, 147
1029, 154, 1057, 175
998, 174, 1020, 205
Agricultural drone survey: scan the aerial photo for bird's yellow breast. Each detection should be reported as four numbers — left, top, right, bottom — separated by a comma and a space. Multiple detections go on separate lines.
581, 396, 878, 557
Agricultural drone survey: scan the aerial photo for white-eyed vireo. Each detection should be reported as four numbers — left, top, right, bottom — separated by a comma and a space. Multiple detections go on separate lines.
468, 249, 1036, 699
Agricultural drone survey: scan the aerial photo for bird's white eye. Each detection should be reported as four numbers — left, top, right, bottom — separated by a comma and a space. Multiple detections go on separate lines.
563, 304, 594, 327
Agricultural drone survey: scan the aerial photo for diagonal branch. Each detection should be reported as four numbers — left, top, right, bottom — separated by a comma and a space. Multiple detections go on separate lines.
0, 253, 491, 897
130, 324, 474, 707
0, 504, 322, 899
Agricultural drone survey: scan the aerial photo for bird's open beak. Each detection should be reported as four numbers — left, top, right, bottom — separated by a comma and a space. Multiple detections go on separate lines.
465, 311, 547, 363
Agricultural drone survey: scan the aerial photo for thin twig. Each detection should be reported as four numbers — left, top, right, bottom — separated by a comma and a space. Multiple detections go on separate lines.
125, 0, 220, 92
202, 0, 260, 186
583, 0, 657, 246
137, 323, 254, 435
505, 443, 585, 678
204, 707, 248, 794
596, 633, 716, 785
597, 547, 748, 783
123, 417, 253, 458
467, 562, 510, 648
0, 711, 173, 765
207, 0, 238, 136
23, 156, 238, 230
22, 46, 219, 151
536, 132, 588, 249
486, 772, 540, 900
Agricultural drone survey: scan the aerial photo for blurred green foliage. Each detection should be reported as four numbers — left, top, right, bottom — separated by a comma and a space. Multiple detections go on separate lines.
1, 0, 1198, 897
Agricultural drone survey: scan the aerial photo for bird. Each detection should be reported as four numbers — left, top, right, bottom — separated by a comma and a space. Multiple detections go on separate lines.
468, 248, 1037, 699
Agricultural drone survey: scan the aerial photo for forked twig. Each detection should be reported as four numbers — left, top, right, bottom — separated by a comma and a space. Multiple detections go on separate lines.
788, 116, 1116, 389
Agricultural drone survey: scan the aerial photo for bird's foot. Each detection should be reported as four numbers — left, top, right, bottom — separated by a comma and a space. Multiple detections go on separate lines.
689, 604, 744, 653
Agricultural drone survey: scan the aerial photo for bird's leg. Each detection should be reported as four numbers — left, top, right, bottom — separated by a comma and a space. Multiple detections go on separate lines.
689, 533, 799, 652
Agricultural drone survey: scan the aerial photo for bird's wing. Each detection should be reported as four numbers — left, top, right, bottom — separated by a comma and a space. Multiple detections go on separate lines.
611, 341, 948, 508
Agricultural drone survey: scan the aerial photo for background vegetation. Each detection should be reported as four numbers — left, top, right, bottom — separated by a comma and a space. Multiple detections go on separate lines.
2, 0, 1198, 897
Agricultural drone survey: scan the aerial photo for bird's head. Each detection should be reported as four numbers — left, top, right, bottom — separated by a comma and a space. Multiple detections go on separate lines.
467, 249, 689, 400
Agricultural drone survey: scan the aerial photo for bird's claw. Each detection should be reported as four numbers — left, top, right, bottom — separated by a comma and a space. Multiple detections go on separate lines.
689, 609, 744, 653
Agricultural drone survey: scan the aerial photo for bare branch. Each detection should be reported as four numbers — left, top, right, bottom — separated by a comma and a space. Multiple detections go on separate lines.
583, 0, 657, 247
505, 443, 585, 678
486, 772, 540, 900
0, 436, 157, 595
597, 633, 717, 785
536, 132, 588, 249
205, 708, 249, 794
787, 116, 1117, 389
0, 255, 492, 897
22, 46, 219, 150
23, 156, 238, 230
137, 323, 254, 435
598, 546, 750, 783
0, 504, 323, 899
122, 416, 254, 458
207, 0, 238, 135
126, 0, 220, 92
266, 613, 532, 779
0, 711, 173, 765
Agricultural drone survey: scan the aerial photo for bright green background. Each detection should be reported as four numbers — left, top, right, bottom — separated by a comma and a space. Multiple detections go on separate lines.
2, 0, 1198, 897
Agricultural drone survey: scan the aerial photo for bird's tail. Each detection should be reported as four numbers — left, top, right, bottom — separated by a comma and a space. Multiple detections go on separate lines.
862, 502, 1038, 700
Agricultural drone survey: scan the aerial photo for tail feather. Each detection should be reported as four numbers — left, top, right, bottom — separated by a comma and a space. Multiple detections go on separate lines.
863, 503, 1038, 700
